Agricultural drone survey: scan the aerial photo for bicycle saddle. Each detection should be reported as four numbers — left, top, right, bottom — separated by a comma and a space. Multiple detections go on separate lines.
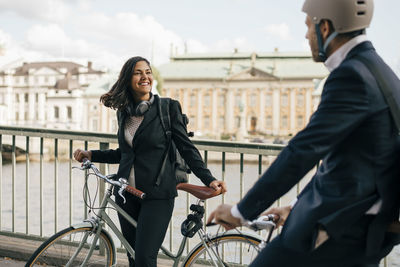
176, 183, 221, 200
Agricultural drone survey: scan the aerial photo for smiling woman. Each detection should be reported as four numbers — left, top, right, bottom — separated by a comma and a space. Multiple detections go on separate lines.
72, 56, 226, 266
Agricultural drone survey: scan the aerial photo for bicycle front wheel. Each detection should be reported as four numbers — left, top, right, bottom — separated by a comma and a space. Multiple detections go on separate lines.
26, 226, 115, 267
183, 233, 262, 267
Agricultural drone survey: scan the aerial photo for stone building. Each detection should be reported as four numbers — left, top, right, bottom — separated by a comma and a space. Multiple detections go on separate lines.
0, 61, 105, 130
158, 51, 329, 139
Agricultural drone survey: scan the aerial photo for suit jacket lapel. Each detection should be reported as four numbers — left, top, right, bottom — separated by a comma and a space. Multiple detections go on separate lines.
117, 110, 127, 146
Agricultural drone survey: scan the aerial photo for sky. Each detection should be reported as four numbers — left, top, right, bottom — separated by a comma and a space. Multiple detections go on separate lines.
0, 0, 399, 74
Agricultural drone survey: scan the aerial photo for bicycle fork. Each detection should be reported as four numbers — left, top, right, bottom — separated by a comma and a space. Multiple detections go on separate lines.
197, 229, 228, 267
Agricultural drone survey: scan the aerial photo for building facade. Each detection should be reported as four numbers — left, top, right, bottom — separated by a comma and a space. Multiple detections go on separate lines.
158, 51, 329, 140
0, 61, 106, 130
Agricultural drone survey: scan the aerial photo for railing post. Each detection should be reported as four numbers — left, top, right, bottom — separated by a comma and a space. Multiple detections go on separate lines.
98, 142, 109, 256
40, 137, 44, 237
0, 134, 2, 230
12, 135, 15, 233
69, 140, 73, 227
54, 138, 58, 234
98, 142, 109, 205
26, 136, 30, 234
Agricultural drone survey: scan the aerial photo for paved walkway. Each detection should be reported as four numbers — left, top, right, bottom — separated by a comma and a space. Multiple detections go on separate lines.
0, 257, 24, 267
0, 234, 174, 267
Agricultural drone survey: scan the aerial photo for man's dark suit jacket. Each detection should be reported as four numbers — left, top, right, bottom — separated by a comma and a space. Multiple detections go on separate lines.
90, 95, 215, 199
238, 41, 400, 255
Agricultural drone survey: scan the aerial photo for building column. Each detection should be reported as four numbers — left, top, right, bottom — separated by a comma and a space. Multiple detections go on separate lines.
211, 88, 218, 134
258, 88, 265, 132
226, 88, 234, 133
272, 87, 280, 135
18, 93, 24, 124
38, 93, 46, 125
305, 87, 312, 123
290, 88, 296, 134
196, 89, 203, 131
5, 85, 14, 123
28, 92, 35, 123
182, 88, 189, 113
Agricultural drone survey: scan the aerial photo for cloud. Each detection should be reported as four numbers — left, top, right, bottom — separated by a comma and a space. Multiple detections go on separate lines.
0, 0, 70, 23
265, 23, 292, 41
212, 37, 255, 52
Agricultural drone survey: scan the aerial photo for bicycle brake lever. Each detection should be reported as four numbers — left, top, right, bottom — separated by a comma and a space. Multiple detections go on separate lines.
72, 166, 86, 171
118, 187, 127, 204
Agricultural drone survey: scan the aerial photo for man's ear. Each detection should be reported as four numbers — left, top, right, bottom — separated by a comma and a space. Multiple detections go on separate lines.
319, 20, 333, 41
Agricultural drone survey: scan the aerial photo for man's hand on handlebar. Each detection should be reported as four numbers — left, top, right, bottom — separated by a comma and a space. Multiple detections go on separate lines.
261, 205, 291, 228
73, 149, 92, 162
207, 204, 242, 230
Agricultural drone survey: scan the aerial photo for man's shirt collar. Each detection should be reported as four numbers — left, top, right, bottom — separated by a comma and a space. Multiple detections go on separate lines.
324, 35, 368, 72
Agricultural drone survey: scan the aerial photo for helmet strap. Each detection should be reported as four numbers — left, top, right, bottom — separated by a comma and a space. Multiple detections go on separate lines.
315, 23, 338, 62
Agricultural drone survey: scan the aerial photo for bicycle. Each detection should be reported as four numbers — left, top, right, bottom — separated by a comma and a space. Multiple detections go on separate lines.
26, 159, 277, 267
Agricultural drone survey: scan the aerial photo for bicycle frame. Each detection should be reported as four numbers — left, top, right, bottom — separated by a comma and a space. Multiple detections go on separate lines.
72, 183, 194, 267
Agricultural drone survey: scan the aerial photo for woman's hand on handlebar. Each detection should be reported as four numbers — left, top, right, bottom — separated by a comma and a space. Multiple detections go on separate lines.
73, 149, 92, 162
209, 180, 227, 193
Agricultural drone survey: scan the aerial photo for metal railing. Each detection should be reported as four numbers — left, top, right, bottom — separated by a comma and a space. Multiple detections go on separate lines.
0, 125, 394, 266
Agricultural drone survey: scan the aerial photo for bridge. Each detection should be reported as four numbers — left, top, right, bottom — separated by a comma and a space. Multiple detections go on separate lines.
0, 125, 397, 266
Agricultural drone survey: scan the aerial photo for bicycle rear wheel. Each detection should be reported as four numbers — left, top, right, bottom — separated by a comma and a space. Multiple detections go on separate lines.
183, 233, 261, 267
26, 226, 115, 267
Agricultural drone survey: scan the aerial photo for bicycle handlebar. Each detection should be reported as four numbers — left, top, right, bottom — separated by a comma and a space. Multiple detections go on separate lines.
75, 159, 146, 200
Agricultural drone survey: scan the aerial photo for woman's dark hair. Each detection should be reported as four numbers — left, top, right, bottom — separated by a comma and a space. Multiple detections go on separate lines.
100, 56, 151, 111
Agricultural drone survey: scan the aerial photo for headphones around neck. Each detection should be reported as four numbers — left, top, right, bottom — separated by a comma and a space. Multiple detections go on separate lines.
127, 93, 155, 116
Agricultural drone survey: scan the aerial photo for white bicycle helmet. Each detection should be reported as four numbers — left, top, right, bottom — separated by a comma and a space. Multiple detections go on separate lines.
302, 0, 374, 60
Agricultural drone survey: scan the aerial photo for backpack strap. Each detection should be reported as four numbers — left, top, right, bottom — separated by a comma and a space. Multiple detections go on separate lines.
158, 97, 172, 140
155, 97, 172, 186
355, 55, 400, 133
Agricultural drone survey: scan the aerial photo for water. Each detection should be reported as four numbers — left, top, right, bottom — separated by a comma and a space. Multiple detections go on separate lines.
0, 160, 398, 266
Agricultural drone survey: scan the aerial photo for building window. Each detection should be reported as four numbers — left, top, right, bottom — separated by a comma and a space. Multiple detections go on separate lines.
219, 94, 226, 107
204, 116, 210, 129
249, 94, 257, 107
219, 116, 225, 129
36, 93, 39, 103
111, 119, 118, 133
282, 115, 288, 128
174, 90, 180, 100
92, 119, 98, 131
189, 116, 196, 128
266, 115, 272, 128
265, 94, 272, 107
235, 94, 241, 107
54, 106, 59, 119
24, 77, 28, 84
297, 115, 304, 128
25, 93, 29, 103
281, 94, 288, 107
190, 94, 196, 107
203, 94, 210, 107
44, 76, 49, 83
67, 106, 72, 120
297, 93, 304, 107
235, 116, 240, 128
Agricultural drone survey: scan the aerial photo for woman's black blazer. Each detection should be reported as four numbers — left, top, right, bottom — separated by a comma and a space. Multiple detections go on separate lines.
90, 95, 216, 199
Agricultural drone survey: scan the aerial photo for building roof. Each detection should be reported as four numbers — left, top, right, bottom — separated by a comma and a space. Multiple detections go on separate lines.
1, 61, 104, 76
84, 73, 117, 96
158, 52, 329, 80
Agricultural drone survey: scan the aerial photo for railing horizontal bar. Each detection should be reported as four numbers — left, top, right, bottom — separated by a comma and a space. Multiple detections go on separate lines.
0, 125, 285, 155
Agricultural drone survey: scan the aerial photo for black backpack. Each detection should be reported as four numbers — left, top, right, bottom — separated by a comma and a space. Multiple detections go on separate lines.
155, 97, 193, 186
